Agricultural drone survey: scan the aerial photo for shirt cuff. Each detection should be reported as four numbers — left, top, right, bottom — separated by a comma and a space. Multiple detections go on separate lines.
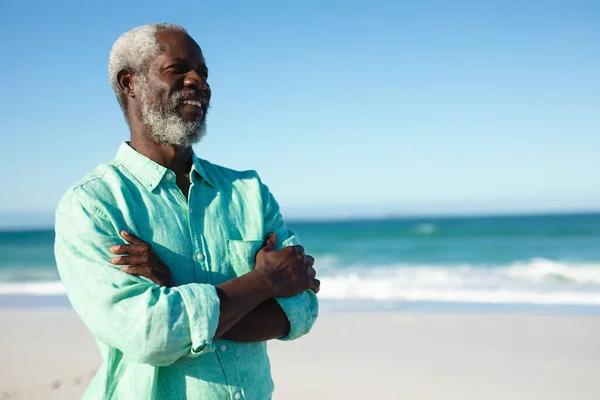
275, 292, 311, 341
274, 233, 319, 341
177, 284, 221, 356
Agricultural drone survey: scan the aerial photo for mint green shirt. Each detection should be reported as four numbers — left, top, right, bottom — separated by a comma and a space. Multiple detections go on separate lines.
54, 142, 319, 400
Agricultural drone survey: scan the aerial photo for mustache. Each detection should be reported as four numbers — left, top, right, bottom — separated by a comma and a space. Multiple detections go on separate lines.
170, 89, 210, 105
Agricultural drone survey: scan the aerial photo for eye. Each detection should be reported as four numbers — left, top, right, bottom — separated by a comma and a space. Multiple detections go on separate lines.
197, 69, 209, 80
167, 64, 189, 74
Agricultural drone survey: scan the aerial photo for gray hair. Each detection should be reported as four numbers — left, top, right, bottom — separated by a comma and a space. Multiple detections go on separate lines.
108, 23, 187, 113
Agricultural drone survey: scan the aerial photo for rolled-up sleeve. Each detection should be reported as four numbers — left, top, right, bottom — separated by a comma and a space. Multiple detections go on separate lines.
259, 179, 319, 341
54, 190, 221, 366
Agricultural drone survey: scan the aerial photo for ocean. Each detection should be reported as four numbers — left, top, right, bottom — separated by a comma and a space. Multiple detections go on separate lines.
2, 213, 600, 313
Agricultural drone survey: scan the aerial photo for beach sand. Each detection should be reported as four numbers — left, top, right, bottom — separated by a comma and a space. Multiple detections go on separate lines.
2, 309, 599, 399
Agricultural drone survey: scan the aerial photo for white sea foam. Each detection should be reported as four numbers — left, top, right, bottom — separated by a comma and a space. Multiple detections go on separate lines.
414, 223, 437, 235
2, 259, 600, 306
504, 258, 600, 284
0, 281, 65, 295
317, 259, 600, 305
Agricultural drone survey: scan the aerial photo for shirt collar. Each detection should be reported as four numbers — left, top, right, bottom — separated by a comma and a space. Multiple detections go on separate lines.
115, 142, 216, 191
115, 142, 169, 191
192, 153, 216, 188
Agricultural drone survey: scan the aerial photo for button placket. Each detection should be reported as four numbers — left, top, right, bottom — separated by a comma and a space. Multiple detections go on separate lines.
188, 178, 211, 284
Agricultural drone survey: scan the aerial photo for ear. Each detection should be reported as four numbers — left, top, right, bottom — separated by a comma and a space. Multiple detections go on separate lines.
117, 70, 136, 98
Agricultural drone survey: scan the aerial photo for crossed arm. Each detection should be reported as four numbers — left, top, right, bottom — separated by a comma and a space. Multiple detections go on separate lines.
110, 231, 300, 342
221, 298, 290, 341
55, 186, 318, 366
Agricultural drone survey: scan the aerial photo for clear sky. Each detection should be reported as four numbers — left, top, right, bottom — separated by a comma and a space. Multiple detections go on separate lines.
1, 0, 599, 224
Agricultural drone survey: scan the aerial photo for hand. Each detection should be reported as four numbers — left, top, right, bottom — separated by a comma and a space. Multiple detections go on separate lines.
254, 232, 320, 298
109, 231, 175, 288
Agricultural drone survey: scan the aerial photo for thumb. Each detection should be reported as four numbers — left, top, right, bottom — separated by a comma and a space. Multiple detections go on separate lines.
262, 232, 277, 252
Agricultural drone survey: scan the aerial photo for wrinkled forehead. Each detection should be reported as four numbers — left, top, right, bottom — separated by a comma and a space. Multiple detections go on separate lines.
155, 30, 205, 63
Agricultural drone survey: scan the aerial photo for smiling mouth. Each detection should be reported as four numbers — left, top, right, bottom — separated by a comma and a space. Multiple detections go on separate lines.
180, 100, 206, 118
182, 100, 204, 108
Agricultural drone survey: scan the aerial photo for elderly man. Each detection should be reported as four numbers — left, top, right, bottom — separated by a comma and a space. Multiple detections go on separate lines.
54, 23, 319, 400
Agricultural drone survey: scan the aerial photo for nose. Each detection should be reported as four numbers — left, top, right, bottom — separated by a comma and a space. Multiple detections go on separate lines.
183, 70, 210, 91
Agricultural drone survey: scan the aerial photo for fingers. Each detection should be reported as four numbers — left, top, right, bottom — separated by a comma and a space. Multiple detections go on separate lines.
292, 245, 305, 255
310, 278, 320, 294
262, 232, 277, 252
110, 243, 148, 255
110, 255, 148, 266
119, 265, 150, 277
120, 230, 144, 244
304, 255, 314, 268
306, 253, 318, 292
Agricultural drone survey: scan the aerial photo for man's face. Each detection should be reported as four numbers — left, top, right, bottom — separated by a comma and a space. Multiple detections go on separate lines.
136, 30, 211, 148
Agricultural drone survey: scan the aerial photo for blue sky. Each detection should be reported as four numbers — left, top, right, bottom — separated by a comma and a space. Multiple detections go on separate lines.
1, 0, 599, 224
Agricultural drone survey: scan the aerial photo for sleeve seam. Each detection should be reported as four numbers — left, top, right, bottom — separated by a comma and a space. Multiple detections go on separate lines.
70, 187, 112, 223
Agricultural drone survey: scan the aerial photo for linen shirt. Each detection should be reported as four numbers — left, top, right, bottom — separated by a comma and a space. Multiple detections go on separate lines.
54, 142, 319, 400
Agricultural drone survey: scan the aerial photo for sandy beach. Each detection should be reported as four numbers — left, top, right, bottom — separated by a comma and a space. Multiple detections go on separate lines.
2, 308, 600, 399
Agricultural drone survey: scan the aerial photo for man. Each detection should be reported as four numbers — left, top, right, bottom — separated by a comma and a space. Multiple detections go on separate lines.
54, 23, 319, 400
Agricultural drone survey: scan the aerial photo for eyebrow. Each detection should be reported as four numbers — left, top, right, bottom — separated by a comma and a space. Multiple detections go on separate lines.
167, 57, 208, 70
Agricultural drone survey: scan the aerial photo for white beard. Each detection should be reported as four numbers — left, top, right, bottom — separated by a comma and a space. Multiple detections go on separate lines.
137, 75, 207, 148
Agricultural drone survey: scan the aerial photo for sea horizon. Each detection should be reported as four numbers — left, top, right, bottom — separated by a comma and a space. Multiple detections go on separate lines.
2, 211, 600, 314
2, 208, 600, 232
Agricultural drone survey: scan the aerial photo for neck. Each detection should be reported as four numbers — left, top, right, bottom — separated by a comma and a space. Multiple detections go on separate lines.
127, 111, 193, 176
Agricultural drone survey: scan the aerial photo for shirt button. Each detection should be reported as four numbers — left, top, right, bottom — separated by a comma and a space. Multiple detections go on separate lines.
220, 344, 227, 352
234, 393, 241, 400
196, 253, 203, 261
165, 172, 174, 180
189, 208, 193, 214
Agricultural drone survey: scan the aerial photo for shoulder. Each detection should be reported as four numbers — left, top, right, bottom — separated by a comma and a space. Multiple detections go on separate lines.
197, 158, 267, 190
55, 160, 126, 235
57, 160, 123, 212
198, 159, 278, 207
198, 158, 260, 181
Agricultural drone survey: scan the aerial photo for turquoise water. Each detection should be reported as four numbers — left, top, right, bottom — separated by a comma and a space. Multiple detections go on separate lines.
2, 213, 600, 310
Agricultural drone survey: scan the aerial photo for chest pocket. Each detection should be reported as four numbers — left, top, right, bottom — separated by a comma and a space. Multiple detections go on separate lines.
226, 239, 264, 276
